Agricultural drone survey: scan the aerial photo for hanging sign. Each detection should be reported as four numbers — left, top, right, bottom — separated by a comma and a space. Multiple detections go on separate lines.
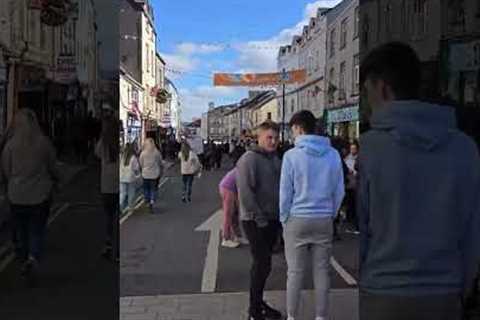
214, 69, 306, 87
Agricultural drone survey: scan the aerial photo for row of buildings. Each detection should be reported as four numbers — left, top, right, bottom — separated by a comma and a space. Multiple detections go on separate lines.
119, 0, 181, 148
201, 91, 279, 143
0, 0, 102, 137
201, 0, 479, 144
277, 0, 360, 141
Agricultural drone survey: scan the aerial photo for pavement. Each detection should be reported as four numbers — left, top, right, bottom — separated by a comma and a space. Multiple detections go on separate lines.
120, 289, 359, 320
120, 160, 360, 319
0, 164, 117, 320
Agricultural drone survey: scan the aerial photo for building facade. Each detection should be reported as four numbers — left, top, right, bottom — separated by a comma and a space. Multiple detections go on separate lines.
324, 0, 360, 141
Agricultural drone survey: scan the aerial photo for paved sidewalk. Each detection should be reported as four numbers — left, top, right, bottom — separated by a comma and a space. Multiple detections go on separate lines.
120, 289, 359, 320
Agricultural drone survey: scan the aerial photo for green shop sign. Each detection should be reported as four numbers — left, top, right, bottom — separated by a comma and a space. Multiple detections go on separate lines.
327, 105, 359, 123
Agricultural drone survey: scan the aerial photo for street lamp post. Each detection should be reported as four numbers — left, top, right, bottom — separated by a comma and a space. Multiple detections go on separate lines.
281, 68, 287, 144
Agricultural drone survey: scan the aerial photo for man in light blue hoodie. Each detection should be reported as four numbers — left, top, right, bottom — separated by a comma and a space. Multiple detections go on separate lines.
280, 110, 345, 320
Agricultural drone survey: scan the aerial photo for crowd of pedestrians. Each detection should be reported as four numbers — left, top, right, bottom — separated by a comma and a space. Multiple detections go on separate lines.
211, 41, 480, 320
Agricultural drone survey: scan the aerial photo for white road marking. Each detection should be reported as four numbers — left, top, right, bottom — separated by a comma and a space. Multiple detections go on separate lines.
195, 209, 222, 293
120, 177, 170, 226
330, 256, 357, 286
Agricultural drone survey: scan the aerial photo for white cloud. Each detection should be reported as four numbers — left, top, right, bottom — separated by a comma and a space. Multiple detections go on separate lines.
177, 43, 225, 56
233, 0, 343, 73
179, 86, 246, 121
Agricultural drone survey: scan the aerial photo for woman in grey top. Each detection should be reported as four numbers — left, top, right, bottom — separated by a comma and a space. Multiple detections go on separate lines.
0, 108, 60, 283
139, 138, 163, 213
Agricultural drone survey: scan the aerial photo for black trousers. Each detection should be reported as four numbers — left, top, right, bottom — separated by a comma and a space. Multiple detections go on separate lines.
359, 290, 464, 320
102, 194, 119, 258
345, 189, 358, 231
242, 220, 280, 314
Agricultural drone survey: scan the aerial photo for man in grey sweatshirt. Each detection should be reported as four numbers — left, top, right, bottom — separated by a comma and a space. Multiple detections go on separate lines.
358, 42, 480, 320
237, 121, 282, 320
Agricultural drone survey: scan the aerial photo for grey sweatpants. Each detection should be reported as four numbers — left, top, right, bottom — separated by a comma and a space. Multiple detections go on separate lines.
283, 216, 333, 319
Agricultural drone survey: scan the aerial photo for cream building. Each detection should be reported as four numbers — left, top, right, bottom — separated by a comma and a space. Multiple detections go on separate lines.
140, 0, 157, 132
277, 7, 330, 141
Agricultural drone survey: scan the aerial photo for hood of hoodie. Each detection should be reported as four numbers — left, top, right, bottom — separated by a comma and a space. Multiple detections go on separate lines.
370, 100, 457, 151
295, 135, 331, 157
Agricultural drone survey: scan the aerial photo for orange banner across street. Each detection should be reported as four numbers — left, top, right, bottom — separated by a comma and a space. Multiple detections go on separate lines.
213, 69, 306, 87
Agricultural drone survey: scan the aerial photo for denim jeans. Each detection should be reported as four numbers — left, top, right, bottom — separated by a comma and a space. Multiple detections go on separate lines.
120, 182, 137, 210
182, 175, 194, 199
11, 199, 51, 262
143, 179, 158, 204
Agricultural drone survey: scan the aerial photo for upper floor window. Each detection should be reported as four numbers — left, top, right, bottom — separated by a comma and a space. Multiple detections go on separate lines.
340, 18, 348, 50
339, 62, 346, 100
329, 28, 336, 57
353, 54, 360, 95
354, 7, 359, 38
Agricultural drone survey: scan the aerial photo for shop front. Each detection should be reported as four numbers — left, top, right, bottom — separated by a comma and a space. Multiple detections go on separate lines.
325, 104, 359, 142
126, 112, 142, 145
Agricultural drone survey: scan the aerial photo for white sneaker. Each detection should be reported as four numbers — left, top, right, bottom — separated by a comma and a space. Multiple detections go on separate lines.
315, 317, 327, 320
236, 237, 249, 245
287, 316, 295, 320
221, 240, 240, 248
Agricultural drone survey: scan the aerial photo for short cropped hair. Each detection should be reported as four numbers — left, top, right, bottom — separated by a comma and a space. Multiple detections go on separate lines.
360, 42, 421, 99
258, 120, 280, 133
289, 110, 316, 134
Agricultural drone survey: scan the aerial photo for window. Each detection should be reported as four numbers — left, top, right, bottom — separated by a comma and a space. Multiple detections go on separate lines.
385, 3, 392, 36
146, 44, 150, 72
328, 67, 335, 103
29, 10, 37, 45
340, 18, 348, 49
329, 29, 336, 57
362, 14, 370, 47
339, 62, 346, 100
354, 7, 359, 38
267, 112, 272, 120
40, 23, 46, 50
353, 54, 360, 95
414, 0, 428, 36
291, 99, 295, 113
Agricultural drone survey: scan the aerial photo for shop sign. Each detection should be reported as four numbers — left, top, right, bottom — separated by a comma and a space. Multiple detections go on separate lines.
55, 55, 77, 84
449, 39, 480, 72
327, 105, 359, 123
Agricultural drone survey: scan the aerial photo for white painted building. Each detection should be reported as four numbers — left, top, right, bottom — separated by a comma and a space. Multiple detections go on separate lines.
165, 77, 181, 140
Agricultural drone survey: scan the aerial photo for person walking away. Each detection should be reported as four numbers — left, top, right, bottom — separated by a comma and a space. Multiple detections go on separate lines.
119, 143, 141, 212
95, 113, 120, 261
218, 167, 246, 248
139, 138, 163, 214
358, 42, 480, 320
344, 141, 359, 234
1, 108, 61, 284
178, 142, 201, 203
215, 143, 223, 169
237, 121, 283, 320
279, 111, 345, 320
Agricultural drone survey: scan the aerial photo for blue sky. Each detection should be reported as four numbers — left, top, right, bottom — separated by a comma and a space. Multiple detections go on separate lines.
152, 0, 342, 121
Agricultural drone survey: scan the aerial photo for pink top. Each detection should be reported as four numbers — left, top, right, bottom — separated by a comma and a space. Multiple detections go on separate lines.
219, 168, 237, 193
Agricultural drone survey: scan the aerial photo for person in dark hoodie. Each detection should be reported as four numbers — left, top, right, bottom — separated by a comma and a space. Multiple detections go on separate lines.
357, 42, 480, 320
237, 121, 283, 320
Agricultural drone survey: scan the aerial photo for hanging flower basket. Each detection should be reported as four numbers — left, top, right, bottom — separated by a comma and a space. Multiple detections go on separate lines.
156, 88, 171, 104
40, 0, 68, 26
